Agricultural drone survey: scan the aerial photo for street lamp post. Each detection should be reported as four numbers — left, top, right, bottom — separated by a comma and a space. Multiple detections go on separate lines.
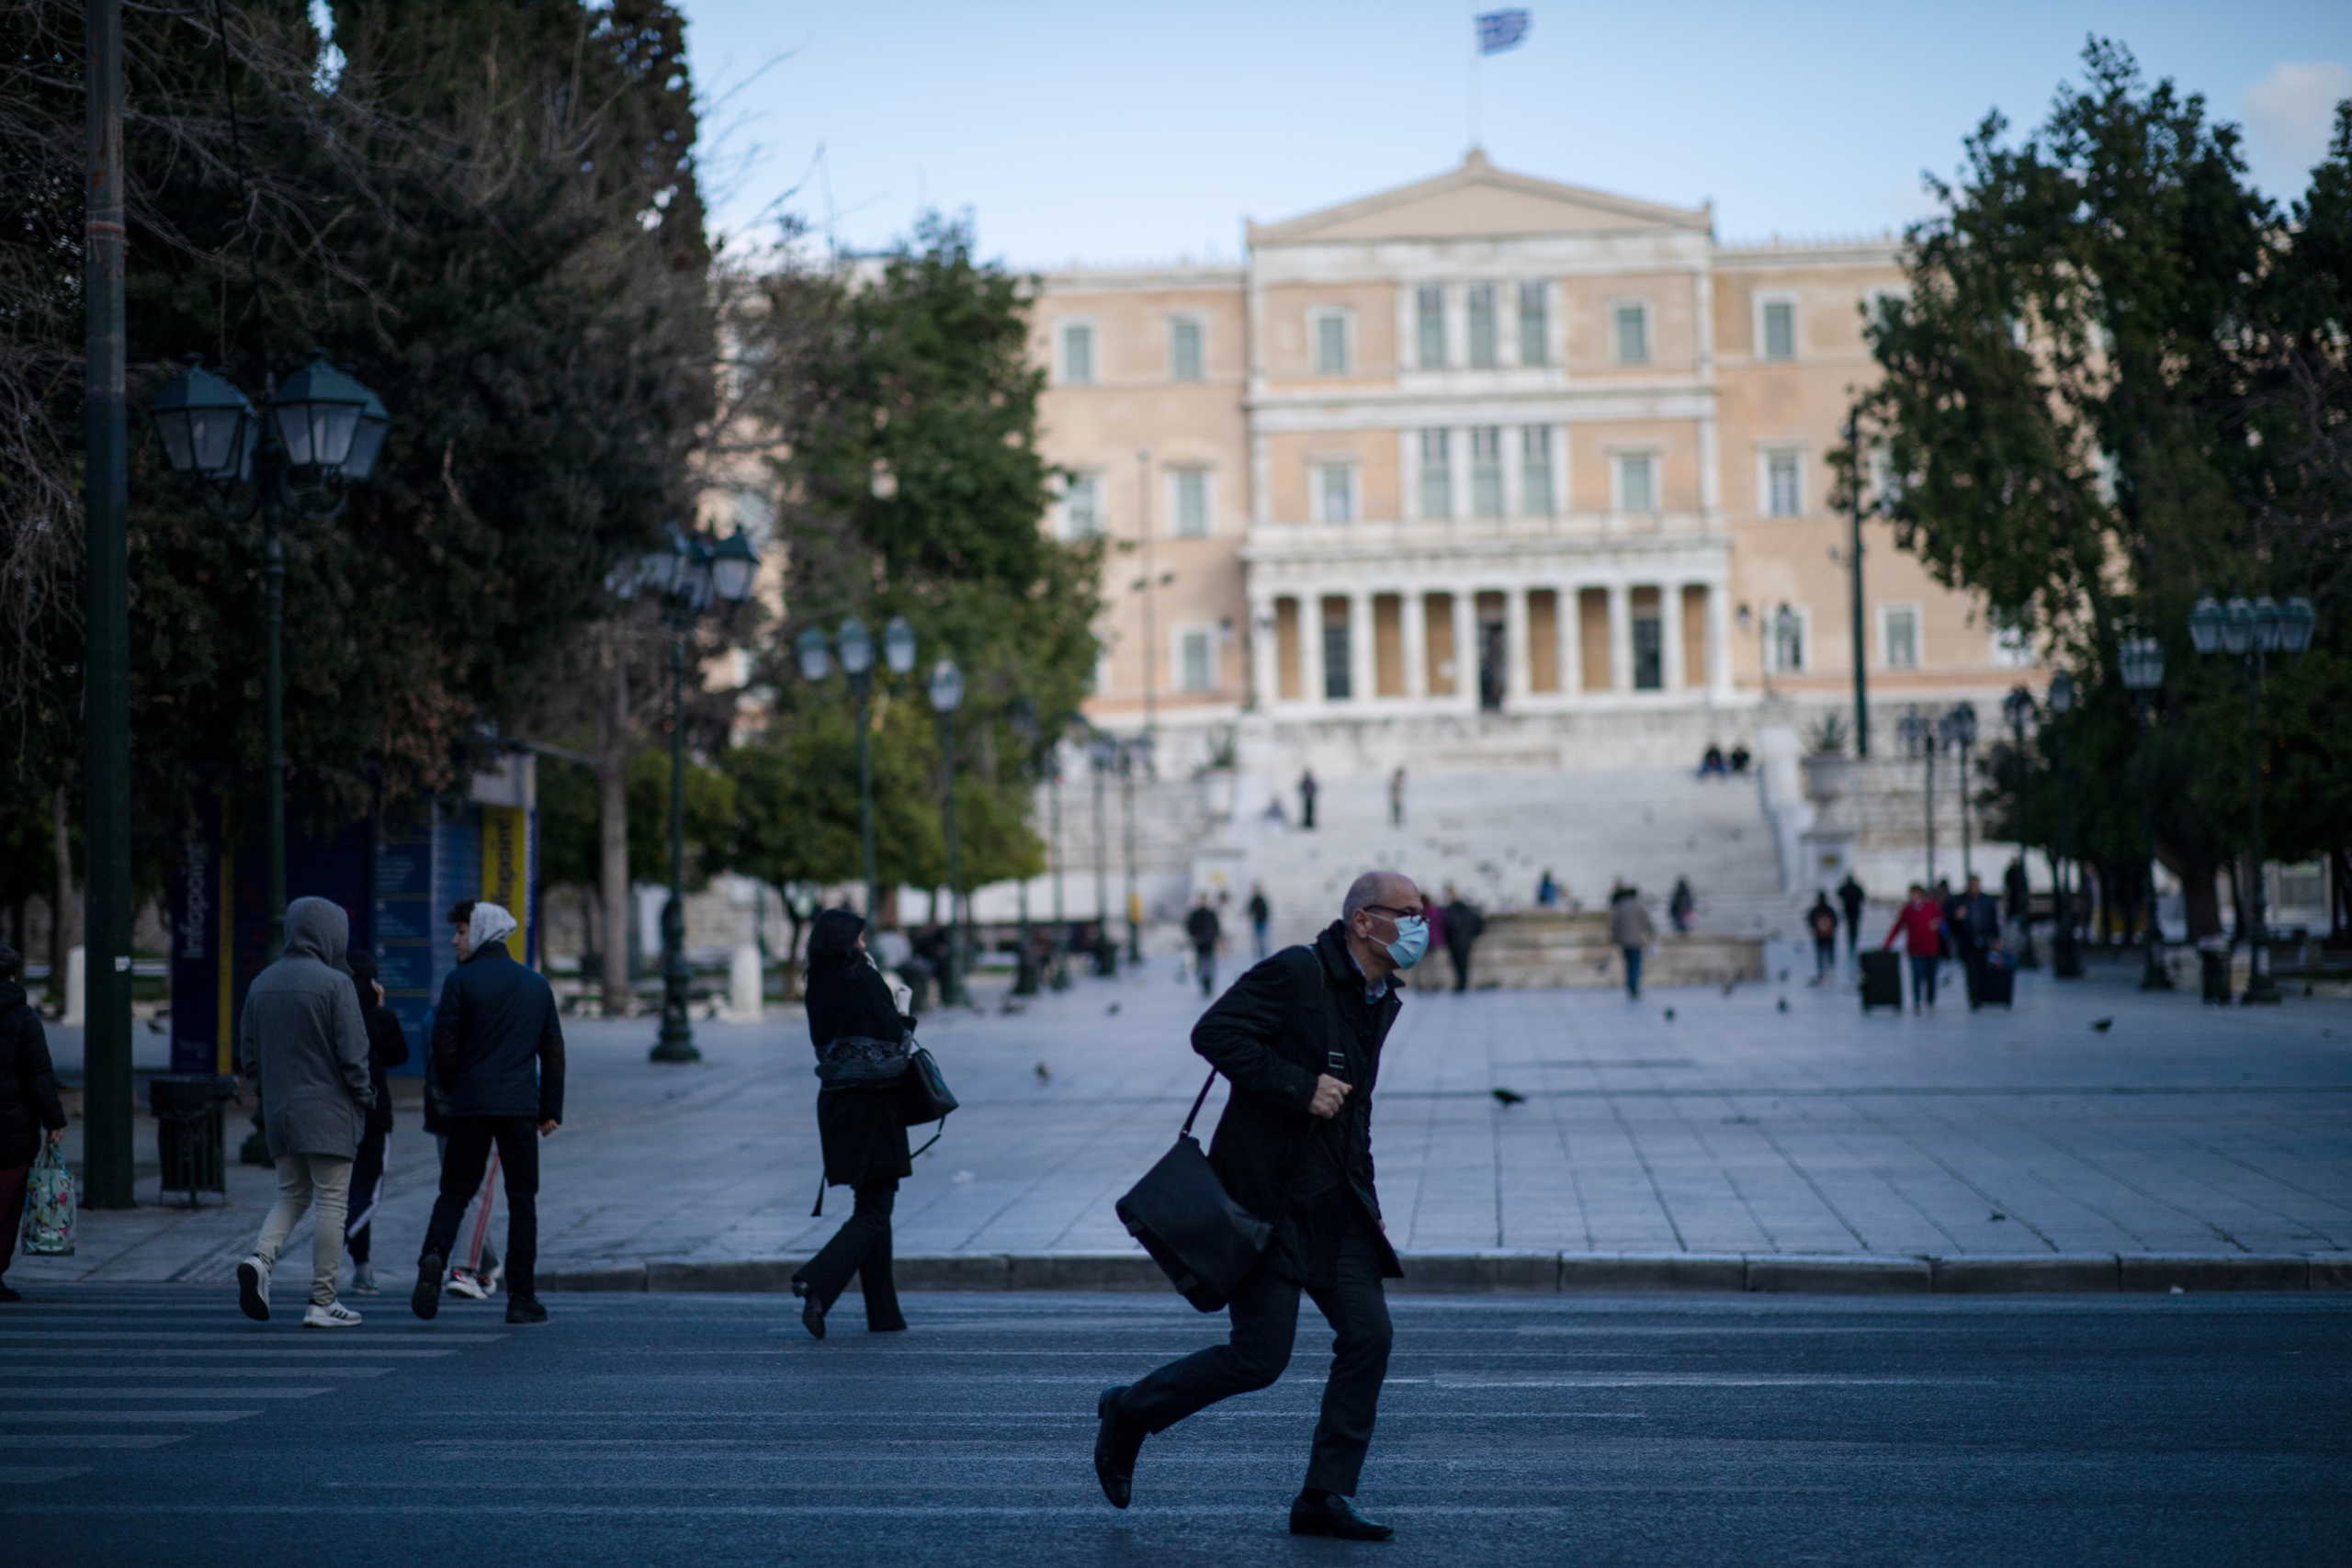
1047, 729, 1070, 989
1898, 707, 1936, 887
795, 615, 917, 921
1940, 701, 1978, 883
2188, 595, 2317, 1005
1009, 698, 1039, 997
2119, 635, 2172, 991
1845, 412, 1872, 758
151, 351, 392, 1171
1088, 733, 1116, 976
615, 524, 761, 1063
1119, 735, 1148, 964
928, 659, 968, 1007
2045, 671, 2084, 979
2002, 684, 2040, 967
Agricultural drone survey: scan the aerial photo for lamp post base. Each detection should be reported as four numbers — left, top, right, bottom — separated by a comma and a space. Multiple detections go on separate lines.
2052, 933, 2084, 979
2139, 943, 2174, 990
649, 1028, 701, 1064
2241, 974, 2283, 1006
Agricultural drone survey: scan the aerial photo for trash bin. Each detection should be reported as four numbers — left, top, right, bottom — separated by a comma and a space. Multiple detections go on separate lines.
148, 1074, 237, 1204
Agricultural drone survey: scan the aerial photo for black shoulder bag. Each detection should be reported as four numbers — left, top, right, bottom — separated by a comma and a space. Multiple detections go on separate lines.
1114, 1069, 1272, 1312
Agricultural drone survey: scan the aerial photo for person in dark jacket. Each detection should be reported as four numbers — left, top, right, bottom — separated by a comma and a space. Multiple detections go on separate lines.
1805, 892, 1840, 984
792, 908, 913, 1340
1184, 896, 1223, 998
341, 951, 410, 1294
412, 901, 563, 1325
1943, 874, 2002, 1010
1247, 885, 1272, 962
237, 897, 374, 1326
1837, 873, 1867, 956
1442, 883, 1483, 994
1094, 870, 1422, 1543
0, 942, 68, 1303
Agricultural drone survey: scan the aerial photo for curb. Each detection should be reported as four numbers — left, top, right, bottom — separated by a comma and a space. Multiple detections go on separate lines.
538, 1249, 2352, 1296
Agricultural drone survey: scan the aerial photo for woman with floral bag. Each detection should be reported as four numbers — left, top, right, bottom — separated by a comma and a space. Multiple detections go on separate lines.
0, 942, 70, 1301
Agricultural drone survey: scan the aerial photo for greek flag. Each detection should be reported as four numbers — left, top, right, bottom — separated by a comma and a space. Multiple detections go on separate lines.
1476, 8, 1531, 53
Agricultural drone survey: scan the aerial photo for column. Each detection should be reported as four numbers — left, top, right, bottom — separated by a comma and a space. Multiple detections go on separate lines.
1402, 590, 1429, 700
1452, 588, 1477, 712
1558, 582, 1582, 697
1299, 593, 1326, 708
1706, 581, 1733, 695
1249, 596, 1278, 710
1504, 584, 1532, 704
1607, 582, 1632, 692
1349, 590, 1374, 705
1662, 581, 1688, 692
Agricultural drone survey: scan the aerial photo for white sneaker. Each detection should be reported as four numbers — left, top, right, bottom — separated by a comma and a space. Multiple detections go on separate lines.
302, 1301, 363, 1328
445, 1271, 489, 1301
237, 1257, 271, 1322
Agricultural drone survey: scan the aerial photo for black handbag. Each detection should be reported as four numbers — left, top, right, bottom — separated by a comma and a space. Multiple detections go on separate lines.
895, 1043, 956, 1156
1115, 1069, 1272, 1312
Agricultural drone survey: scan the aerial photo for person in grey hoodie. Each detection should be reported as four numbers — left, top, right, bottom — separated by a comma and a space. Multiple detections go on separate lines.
236, 897, 374, 1327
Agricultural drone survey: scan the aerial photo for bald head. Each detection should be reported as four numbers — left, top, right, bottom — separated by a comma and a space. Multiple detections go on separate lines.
1342, 869, 1415, 922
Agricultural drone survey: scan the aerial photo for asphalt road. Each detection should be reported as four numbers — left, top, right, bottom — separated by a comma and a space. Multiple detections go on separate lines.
3, 1285, 2346, 1567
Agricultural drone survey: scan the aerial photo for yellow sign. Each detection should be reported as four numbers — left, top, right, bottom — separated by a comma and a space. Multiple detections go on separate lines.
480, 805, 532, 966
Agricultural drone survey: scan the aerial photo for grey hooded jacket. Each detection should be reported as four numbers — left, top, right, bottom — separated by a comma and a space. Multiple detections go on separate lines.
238, 897, 374, 1159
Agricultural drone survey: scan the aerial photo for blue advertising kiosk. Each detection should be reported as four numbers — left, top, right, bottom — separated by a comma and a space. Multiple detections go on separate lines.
169, 754, 539, 1077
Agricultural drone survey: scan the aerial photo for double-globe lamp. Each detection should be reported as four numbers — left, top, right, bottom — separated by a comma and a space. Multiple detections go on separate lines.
796, 615, 918, 923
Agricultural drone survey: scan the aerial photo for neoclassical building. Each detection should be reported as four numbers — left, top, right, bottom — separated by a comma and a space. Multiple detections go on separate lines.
1035, 152, 2036, 771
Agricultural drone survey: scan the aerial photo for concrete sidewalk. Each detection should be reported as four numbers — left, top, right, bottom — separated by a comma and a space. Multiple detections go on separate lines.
17, 935, 2352, 1294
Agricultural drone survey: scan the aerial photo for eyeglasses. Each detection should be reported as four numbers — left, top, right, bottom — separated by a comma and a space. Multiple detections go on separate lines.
1363, 903, 1423, 920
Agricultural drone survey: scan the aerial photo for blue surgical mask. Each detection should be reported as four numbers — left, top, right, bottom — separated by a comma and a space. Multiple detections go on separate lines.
1383, 914, 1429, 970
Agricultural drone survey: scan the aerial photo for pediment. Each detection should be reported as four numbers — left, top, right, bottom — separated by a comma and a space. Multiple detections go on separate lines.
1250, 151, 1711, 246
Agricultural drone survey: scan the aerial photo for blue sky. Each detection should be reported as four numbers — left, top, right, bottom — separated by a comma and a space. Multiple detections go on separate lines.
677, 1, 2351, 265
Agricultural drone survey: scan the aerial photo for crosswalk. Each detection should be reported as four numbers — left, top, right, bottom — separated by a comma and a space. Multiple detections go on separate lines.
0, 1284, 505, 1487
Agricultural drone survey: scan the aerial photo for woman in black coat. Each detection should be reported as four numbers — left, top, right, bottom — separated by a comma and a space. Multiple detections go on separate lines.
791, 908, 912, 1339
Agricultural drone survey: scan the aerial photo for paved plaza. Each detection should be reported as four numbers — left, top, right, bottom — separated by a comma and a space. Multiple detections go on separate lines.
25, 933, 2352, 1293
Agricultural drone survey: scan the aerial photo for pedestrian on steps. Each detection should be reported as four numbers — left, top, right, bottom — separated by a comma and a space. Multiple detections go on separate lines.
1668, 877, 1695, 935
0, 942, 67, 1304
237, 897, 375, 1328
341, 952, 409, 1295
1247, 885, 1272, 962
1837, 873, 1866, 956
1442, 883, 1484, 993
1387, 766, 1406, 828
792, 908, 913, 1339
1092, 870, 1424, 1542
1298, 768, 1319, 831
1185, 895, 1224, 999
1805, 893, 1839, 985
413, 901, 562, 1326
1609, 885, 1657, 999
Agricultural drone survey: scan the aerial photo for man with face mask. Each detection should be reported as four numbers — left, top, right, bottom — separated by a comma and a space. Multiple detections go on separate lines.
1094, 870, 1422, 1541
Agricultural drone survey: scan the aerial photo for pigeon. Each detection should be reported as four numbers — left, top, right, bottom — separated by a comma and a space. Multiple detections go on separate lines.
1491, 1088, 1526, 1107
1776, 998, 1790, 1013
1663, 1008, 1677, 1022
1035, 1062, 1051, 1084
1988, 1212, 2007, 1223
1106, 1002, 1121, 1016
2090, 1017, 2114, 1032
1721, 979, 1738, 997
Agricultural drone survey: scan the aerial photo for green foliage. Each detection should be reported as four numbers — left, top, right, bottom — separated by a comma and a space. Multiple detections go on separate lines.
625, 749, 737, 894
1849, 40, 2352, 924
534, 755, 602, 897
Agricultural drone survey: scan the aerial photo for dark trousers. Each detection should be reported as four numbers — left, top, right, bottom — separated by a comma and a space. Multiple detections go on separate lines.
798, 1179, 904, 1329
1813, 936, 1837, 979
1907, 954, 1939, 1009
1623, 944, 1645, 998
344, 1122, 388, 1264
1193, 946, 1217, 998
1951, 940, 1984, 1006
422, 1116, 538, 1300
1301, 795, 1317, 829
1842, 911, 1861, 954
0, 1160, 28, 1277
1119, 1218, 1393, 1496
1447, 941, 1473, 993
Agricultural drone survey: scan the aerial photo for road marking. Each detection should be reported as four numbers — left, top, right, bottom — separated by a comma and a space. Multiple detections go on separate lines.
0, 1348, 457, 1359
36, 1367, 394, 1379
11, 1502, 1734, 1517
0, 1466, 91, 1484
0, 1436, 185, 1450
0, 1335, 505, 1354
0, 1411, 266, 1425
0, 1388, 334, 1401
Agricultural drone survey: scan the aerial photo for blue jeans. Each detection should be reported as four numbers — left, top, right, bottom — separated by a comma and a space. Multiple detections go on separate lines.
1622, 944, 1645, 997
1907, 954, 1938, 1009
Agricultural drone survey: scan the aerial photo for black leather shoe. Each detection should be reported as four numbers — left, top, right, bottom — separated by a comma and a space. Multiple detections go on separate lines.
1093, 1385, 1145, 1508
412, 1255, 444, 1322
1290, 1491, 1394, 1540
791, 1280, 827, 1341
504, 1297, 548, 1325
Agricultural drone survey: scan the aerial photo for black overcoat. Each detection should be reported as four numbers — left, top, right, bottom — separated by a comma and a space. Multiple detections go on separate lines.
0, 981, 67, 1168
1193, 922, 1404, 1281
805, 957, 913, 1190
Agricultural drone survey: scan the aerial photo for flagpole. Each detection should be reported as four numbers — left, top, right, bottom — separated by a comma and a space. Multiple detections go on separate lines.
1466, 5, 1480, 151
